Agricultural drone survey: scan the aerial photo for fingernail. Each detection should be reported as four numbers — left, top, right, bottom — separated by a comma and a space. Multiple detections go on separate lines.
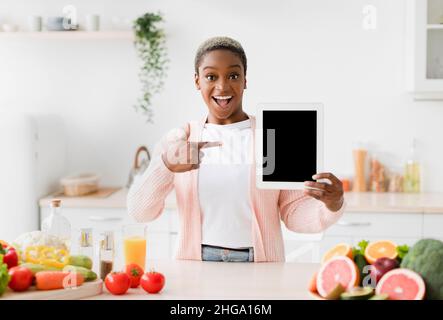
312, 175, 318, 180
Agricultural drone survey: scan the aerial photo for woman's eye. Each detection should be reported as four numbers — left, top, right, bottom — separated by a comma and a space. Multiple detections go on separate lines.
229, 74, 239, 80
206, 75, 215, 81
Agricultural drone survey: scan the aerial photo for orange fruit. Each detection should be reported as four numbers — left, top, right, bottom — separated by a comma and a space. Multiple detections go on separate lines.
364, 240, 398, 264
321, 243, 353, 264
0, 240, 9, 247
308, 272, 318, 293
316, 256, 360, 298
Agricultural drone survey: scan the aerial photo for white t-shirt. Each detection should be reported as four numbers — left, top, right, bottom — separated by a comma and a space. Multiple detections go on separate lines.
199, 118, 254, 249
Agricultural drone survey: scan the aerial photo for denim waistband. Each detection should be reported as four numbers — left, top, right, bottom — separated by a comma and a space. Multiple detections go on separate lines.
201, 244, 254, 262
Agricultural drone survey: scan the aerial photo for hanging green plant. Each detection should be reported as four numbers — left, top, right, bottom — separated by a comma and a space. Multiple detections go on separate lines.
133, 12, 169, 123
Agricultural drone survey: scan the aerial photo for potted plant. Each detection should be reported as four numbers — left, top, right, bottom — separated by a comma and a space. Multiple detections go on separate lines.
133, 12, 169, 123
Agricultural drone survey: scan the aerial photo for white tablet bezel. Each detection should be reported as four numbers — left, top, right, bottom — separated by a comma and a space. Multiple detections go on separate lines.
255, 103, 324, 190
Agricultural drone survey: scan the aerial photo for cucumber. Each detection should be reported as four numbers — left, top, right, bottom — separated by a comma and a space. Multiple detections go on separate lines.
63, 265, 97, 281
354, 254, 369, 286
68, 255, 93, 270
19, 263, 60, 276
369, 294, 389, 300
340, 287, 374, 300
325, 283, 346, 300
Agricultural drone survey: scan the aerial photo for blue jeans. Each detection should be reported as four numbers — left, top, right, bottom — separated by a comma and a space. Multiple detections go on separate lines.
201, 245, 254, 262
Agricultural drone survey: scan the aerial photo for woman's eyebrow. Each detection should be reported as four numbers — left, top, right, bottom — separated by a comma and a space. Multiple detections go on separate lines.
202, 64, 242, 71
228, 64, 242, 69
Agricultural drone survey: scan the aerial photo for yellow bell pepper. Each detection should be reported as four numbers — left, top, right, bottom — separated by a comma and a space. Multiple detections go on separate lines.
25, 245, 69, 269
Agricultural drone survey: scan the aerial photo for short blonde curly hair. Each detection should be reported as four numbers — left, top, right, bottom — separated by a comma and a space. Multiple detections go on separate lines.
194, 36, 247, 75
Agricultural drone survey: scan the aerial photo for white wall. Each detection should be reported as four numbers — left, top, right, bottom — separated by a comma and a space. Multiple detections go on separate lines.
0, 0, 442, 192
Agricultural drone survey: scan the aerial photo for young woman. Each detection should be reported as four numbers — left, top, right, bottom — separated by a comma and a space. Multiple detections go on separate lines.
127, 37, 345, 263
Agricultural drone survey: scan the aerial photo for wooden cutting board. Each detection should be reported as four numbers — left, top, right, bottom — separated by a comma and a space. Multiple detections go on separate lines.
1, 279, 103, 300
52, 187, 120, 199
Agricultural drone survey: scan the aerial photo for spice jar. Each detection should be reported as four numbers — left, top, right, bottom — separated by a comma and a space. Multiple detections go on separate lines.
99, 231, 114, 280
369, 154, 387, 192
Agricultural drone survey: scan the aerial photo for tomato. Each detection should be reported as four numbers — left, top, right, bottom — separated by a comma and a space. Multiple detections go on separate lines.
140, 271, 165, 294
0, 245, 19, 269
105, 272, 130, 295
125, 264, 144, 288
8, 266, 33, 292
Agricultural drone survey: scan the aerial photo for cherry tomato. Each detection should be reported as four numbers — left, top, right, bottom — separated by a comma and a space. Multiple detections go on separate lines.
140, 271, 165, 294
8, 266, 33, 292
125, 264, 144, 288
105, 272, 131, 295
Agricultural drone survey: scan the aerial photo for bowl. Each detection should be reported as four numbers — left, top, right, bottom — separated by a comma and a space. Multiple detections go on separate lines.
60, 173, 99, 196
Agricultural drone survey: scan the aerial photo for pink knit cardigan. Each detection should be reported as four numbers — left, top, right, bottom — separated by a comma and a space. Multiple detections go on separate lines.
127, 114, 345, 262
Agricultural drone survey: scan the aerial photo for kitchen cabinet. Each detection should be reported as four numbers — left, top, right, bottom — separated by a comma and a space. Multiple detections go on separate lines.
284, 211, 424, 263
423, 213, 443, 241
283, 234, 352, 263
324, 211, 423, 238
406, 0, 443, 100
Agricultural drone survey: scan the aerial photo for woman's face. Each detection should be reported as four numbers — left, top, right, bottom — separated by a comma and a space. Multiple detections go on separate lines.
195, 49, 247, 124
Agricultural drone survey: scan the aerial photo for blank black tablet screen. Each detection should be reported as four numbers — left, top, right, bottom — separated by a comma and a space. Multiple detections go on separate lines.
262, 110, 317, 182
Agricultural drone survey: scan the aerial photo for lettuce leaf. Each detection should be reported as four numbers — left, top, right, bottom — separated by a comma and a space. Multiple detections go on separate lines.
396, 244, 410, 260
352, 240, 369, 256
0, 255, 10, 296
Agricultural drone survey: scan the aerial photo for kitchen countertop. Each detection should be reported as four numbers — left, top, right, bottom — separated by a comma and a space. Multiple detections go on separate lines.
39, 188, 443, 214
84, 259, 319, 300
39, 187, 177, 210
343, 192, 443, 213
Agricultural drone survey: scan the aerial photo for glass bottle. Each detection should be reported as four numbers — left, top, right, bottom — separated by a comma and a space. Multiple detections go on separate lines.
41, 199, 72, 249
99, 231, 114, 281
404, 139, 421, 193
78, 228, 94, 263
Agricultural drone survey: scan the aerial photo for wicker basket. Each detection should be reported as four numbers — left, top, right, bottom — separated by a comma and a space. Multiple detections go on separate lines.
61, 173, 99, 196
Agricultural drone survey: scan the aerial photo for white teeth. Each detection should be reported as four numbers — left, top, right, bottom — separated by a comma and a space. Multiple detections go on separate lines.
213, 96, 232, 100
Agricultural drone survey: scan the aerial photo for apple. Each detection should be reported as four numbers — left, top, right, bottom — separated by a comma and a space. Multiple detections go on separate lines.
371, 257, 399, 284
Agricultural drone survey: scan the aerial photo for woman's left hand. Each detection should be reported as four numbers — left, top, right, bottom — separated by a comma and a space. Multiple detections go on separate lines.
303, 172, 344, 212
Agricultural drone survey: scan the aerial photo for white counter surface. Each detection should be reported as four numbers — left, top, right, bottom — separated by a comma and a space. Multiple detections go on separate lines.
39, 188, 443, 214
84, 259, 319, 300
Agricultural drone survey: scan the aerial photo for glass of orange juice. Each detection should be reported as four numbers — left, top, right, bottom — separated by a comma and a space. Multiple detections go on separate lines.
122, 224, 147, 269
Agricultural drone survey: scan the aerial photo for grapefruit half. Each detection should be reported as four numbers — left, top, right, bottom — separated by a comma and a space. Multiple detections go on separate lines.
375, 268, 426, 300
316, 256, 360, 298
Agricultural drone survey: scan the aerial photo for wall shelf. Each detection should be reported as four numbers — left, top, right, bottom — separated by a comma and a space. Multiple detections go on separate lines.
427, 24, 443, 29
0, 31, 133, 40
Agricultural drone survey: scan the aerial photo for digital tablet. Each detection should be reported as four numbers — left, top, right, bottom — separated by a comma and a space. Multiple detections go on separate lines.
255, 103, 324, 190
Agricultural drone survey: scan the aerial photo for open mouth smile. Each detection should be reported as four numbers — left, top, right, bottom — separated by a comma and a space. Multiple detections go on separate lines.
212, 95, 233, 109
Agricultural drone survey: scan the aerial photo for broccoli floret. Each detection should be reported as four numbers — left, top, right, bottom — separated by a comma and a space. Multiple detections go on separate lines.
401, 239, 443, 300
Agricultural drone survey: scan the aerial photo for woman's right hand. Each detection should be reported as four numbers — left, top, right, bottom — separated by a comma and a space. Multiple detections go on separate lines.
161, 123, 222, 173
